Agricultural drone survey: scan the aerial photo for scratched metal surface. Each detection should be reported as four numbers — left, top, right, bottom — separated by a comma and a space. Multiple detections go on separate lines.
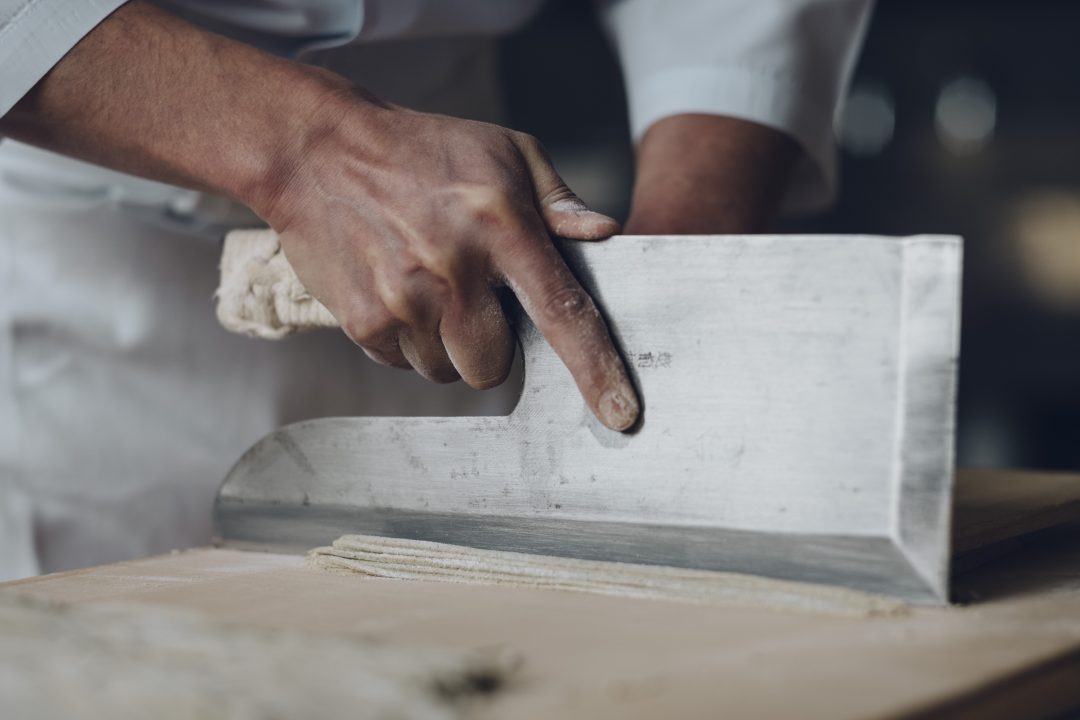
215, 235, 963, 604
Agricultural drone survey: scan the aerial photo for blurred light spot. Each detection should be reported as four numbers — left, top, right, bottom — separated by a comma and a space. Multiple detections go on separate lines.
1011, 190, 1080, 310
935, 77, 996, 154
838, 81, 895, 157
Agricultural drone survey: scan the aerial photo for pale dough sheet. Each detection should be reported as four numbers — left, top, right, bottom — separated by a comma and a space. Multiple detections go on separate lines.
216, 229, 336, 339
0, 591, 512, 720
308, 534, 905, 618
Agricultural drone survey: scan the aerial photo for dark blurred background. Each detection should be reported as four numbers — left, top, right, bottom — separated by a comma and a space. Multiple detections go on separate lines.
498, 0, 1080, 471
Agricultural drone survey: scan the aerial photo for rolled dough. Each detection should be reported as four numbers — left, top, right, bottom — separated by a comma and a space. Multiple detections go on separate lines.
0, 591, 513, 720
308, 534, 905, 618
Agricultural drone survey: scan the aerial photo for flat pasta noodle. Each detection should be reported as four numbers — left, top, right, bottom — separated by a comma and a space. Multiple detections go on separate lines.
308, 534, 907, 618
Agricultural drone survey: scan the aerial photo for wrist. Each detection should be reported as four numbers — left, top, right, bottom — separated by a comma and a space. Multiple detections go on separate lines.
228, 64, 356, 221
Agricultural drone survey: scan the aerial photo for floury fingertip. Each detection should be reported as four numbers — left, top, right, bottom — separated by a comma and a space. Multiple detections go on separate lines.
599, 386, 640, 432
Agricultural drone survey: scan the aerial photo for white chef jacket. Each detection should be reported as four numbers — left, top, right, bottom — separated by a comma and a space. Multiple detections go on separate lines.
0, 0, 873, 210
0, 0, 872, 581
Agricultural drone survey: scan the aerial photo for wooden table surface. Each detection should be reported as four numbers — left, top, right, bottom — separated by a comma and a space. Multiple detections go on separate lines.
6, 521, 1080, 720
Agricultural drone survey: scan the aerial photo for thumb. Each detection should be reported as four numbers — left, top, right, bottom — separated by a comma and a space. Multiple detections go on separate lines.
514, 134, 621, 241
540, 190, 622, 241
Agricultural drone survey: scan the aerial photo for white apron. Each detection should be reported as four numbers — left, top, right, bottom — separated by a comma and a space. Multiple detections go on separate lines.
0, 34, 516, 580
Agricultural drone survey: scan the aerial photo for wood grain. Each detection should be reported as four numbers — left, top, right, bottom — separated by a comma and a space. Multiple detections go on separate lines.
7, 522, 1080, 719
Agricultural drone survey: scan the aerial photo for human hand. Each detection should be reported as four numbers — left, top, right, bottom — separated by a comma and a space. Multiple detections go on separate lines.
0, 1, 639, 431
259, 99, 640, 431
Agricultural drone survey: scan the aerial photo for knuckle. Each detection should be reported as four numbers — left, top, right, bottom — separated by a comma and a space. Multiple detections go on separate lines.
460, 186, 514, 225
514, 132, 558, 172
380, 277, 435, 322
413, 238, 465, 283
541, 183, 580, 208
541, 284, 593, 324
514, 131, 543, 154
341, 308, 395, 346
380, 284, 415, 316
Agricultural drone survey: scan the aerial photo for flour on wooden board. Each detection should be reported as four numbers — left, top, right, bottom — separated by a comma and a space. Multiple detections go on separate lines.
308, 534, 906, 618
0, 591, 514, 720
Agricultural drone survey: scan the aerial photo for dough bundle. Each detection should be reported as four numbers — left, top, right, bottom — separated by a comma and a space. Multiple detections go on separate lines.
308, 534, 905, 618
216, 229, 337, 339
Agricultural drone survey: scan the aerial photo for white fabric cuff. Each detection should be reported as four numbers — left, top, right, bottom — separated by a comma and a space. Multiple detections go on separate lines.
626, 64, 838, 215
0, 0, 128, 117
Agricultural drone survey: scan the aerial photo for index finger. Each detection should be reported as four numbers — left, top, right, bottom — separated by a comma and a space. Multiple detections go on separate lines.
496, 228, 640, 432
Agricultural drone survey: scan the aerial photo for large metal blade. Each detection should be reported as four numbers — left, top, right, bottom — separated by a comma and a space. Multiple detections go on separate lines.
215, 234, 962, 604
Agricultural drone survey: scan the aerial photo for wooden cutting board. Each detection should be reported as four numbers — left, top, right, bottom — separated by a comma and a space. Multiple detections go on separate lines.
5, 470, 1080, 719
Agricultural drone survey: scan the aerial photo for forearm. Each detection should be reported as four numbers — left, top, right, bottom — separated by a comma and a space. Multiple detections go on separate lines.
0, 0, 639, 429
0, 1, 348, 213
624, 114, 800, 235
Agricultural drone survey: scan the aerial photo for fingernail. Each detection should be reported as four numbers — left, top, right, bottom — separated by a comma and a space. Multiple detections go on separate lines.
599, 386, 640, 432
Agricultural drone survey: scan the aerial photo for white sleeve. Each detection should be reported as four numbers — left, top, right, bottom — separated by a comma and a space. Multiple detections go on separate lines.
598, 0, 873, 214
0, 0, 128, 117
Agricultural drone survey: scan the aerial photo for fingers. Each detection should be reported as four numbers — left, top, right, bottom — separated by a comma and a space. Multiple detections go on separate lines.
375, 263, 460, 383
323, 127, 627, 410
360, 341, 411, 369
440, 290, 516, 390
399, 326, 460, 384
344, 308, 463, 383
342, 306, 465, 384
352, 297, 513, 388
513, 134, 621, 241
345, 264, 512, 386
338, 306, 411, 369
495, 222, 640, 431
